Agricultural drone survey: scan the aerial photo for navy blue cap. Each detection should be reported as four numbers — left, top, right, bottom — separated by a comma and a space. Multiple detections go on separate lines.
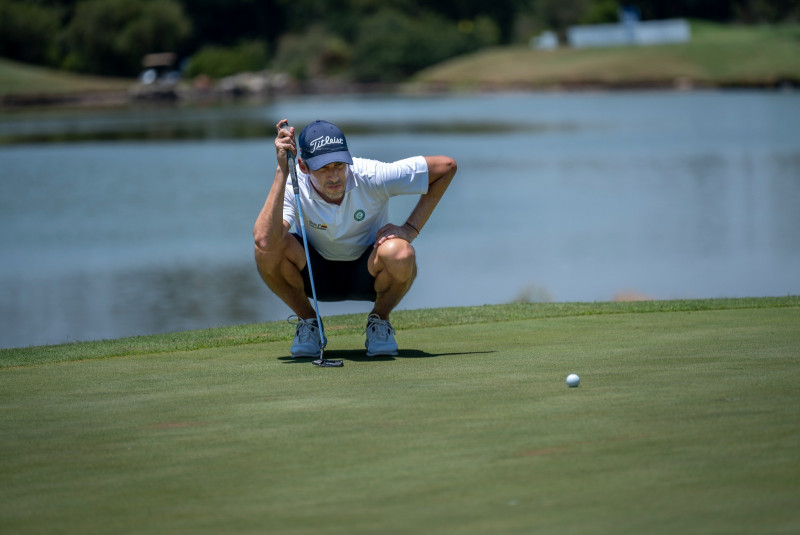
298, 120, 353, 171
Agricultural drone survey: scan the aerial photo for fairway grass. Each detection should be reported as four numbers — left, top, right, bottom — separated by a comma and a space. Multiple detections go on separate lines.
1, 299, 799, 534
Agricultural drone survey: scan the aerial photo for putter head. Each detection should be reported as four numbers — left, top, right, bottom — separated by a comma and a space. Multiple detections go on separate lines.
313, 358, 343, 367
311, 337, 335, 367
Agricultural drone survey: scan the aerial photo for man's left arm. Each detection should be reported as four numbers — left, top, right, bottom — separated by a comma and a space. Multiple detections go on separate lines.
375, 155, 457, 246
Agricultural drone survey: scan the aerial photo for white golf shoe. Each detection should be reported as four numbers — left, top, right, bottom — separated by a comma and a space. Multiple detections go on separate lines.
289, 317, 322, 358
364, 314, 399, 356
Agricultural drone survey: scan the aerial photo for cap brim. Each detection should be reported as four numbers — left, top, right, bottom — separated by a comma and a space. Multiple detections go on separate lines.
305, 150, 353, 171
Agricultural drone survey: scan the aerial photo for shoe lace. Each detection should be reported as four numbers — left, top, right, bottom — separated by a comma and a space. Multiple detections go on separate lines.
364, 313, 394, 341
288, 315, 317, 342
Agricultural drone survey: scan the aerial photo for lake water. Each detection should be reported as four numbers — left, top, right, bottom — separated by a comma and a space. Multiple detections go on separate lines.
1, 91, 799, 348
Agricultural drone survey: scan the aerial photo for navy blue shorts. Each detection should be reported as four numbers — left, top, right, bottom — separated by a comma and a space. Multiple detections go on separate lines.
292, 234, 377, 302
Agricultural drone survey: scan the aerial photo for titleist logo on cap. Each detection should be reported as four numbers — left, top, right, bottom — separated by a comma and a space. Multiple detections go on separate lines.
308, 135, 344, 153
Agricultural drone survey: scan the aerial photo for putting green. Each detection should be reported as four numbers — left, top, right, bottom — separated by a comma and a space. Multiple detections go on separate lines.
1, 304, 798, 534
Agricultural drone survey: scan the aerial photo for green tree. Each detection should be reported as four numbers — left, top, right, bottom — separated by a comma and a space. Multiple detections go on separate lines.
0, 0, 61, 65
406, 0, 530, 42
175, 0, 282, 52
533, 0, 591, 33
186, 40, 270, 79
273, 25, 350, 81
625, 0, 732, 21
581, 0, 620, 24
733, 0, 800, 22
350, 9, 499, 82
61, 0, 191, 76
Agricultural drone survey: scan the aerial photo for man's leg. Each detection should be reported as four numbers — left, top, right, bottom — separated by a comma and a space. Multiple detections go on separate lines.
254, 233, 316, 319
368, 238, 417, 319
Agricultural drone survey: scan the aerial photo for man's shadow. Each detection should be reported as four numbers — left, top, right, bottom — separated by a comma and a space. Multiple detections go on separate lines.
279, 349, 495, 364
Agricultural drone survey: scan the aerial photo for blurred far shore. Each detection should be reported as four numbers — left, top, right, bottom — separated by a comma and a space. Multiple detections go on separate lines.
2, 15, 799, 110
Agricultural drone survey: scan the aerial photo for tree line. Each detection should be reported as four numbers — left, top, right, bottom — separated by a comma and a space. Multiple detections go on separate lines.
1, 0, 798, 82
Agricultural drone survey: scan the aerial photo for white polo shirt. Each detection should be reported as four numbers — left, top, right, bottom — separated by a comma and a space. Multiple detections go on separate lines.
283, 156, 429, 261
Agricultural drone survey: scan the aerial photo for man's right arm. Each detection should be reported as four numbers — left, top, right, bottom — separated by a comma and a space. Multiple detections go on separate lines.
253, 121, 295, 251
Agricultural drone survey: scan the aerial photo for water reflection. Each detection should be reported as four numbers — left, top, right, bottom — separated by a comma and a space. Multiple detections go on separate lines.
0, 262, 285, 348
771, 153, 800, 255
0, 104, 548, 145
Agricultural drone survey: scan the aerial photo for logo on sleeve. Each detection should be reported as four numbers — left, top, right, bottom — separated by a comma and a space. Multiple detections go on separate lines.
353, 209, 365, 222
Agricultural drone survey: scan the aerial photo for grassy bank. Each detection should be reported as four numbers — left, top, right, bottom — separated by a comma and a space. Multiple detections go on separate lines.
0, 57, 130, 100
413, 21, 800, 89
1, 297, 798, 534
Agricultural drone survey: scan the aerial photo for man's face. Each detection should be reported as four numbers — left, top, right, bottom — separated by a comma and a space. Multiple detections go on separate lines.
306, 161, 347, 203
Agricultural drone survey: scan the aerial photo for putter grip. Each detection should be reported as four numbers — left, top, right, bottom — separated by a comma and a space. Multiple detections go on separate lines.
279, 123, 300, 195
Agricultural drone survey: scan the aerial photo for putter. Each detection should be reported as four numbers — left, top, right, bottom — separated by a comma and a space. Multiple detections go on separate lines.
280, 122, 343, 368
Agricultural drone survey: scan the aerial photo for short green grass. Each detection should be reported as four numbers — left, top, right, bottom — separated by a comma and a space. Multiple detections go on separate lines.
1, 297, 798, 534
0, 57, 130, 97
414, 21, 800, 88
2, 297, 795, 368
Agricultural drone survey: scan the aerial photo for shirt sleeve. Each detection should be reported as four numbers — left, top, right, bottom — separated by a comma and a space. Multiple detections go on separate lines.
282, 185, 296, 229
372, 156, 429, 197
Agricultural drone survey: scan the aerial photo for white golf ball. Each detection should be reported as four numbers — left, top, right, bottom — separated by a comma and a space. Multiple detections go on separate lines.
566, 373, 580, 387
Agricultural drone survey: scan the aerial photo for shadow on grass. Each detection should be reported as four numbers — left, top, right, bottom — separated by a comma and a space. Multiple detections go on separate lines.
278, 348, 495, 364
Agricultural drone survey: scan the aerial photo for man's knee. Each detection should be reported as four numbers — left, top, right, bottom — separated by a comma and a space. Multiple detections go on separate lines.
255, 233, 304, 279
375, 239, 416, 279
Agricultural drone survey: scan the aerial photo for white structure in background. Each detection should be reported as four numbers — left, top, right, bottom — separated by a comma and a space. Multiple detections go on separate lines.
531, 31, 559, 50
567, 8, 690, 48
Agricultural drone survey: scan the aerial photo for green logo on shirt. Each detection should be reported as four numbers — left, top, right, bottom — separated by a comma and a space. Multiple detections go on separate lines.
354, 209, 365, 222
